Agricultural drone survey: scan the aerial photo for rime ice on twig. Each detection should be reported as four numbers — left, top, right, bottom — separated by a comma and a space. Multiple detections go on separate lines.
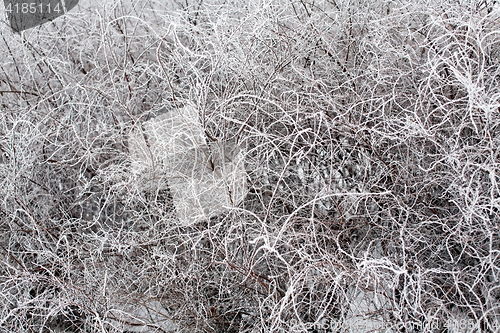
129, 105, 247, 225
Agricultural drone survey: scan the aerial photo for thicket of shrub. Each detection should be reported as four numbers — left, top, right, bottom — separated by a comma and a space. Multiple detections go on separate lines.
1, 0, 499, 332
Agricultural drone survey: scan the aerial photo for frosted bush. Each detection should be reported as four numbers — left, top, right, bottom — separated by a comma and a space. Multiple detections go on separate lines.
0, 0, 499, 332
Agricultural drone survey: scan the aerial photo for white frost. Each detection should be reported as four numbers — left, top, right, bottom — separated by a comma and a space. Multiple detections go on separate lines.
128, 105, 247, 225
